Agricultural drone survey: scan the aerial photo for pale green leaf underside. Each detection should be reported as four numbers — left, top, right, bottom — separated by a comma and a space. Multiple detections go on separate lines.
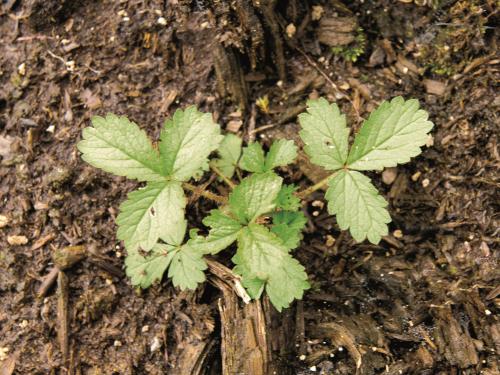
168, 241, 207, 290
233, 224, 309, 311
116, 181, 187, 252
229, 172, 283, 223
298, 98, 350, 171
212, 134, 242, 179
194, 209, 242, 254
265, 139, 298, 170
160, 106, 223, 181
125, 243, 176, 288
326, 170, 390, 244
78, 114, 163, 181
347, 97, 434, 170
239, 142, 266, 173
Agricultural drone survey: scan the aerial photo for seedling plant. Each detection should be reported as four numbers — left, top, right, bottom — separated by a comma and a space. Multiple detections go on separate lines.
78, 97, 433, 311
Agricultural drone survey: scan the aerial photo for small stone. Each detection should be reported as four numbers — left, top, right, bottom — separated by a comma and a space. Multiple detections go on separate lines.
200, 21, 209, 29
393, 229, 403, 239
117, 9, 128, 17
105, 279, 113, 285
113, 340, 122, 347
0, 215, 9, 228
286, 23, 296, 38
325, 234, 336, 247
122, 16, 130, 22
423, 79, 446, 96
485, 309, 492, 316
46, 125, 55, 133
141, 325, 149, 333
150, 337, 161, 352
312, 211, 320, 217
311, 5, 324, 20
8, 235, 28, 245
311, 200, 324, 209
411, 171, 421, 181
157, 17, 167, 26
338, 346, 344, 352
382, 167, 398, 185
299, 354, 306, 361
0, 346, 9, 361
19, 319, 29, 328
422, 178, 430, 188
276, 80, 283, 88
309, 366, 317, 372
18, 62, 26, 76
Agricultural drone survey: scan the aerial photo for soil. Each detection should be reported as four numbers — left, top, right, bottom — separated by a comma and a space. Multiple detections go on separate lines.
0, 1, 499, 374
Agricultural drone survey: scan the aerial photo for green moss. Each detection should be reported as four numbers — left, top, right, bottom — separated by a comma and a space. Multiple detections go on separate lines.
332, 27, 366, 63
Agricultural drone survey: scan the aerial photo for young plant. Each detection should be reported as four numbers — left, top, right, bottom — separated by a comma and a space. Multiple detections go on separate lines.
77, 97, 433, 311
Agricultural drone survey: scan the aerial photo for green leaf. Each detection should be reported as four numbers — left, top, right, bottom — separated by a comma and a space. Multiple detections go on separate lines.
78, 114, 164, 181
212, 134, 242, 179
168, 240, 207, 290
271, 211, 307, 249
125, 243, 176, 288
325, 170, 390, 244
264, 139, 298, 170
239, 142, 266, 173
233, 224, 310, 311
298, 98, 350, 171
190, 209, 242, 254
275, 184, 301, 211
228, 172, 283, 224
347, 97, 434, 171
116, 181, 187, 252
159, 106, 223, 181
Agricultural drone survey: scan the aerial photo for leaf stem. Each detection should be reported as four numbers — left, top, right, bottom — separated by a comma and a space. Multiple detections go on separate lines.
183, 182, 227, 204
210, 163, 236, 189
295, 173, 335, 199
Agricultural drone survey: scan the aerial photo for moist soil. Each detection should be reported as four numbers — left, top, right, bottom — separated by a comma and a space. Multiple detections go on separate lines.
0, 1, 498, 374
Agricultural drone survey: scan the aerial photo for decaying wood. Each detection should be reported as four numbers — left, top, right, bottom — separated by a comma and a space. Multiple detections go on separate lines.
57, 271, 70, 365
317, 16, 358, 47
432, 305, 479, 368
213, 44, 248, 110
37, 266, 59, 298
173, 338, 217, 375
53, 245, 86, 270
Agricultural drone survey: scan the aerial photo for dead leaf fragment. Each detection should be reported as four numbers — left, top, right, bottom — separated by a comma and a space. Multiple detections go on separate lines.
423, 79, 447, 96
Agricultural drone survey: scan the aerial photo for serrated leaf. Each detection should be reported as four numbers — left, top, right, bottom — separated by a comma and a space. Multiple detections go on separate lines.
233, 224, 310, 311
265, 139, 298, 170
125, 243, 176, 288
326, 170, 390, 244
190, 209, 242, 254
116, 181, 186, 252
275, 184, 301, 211
212, 134, 242, 179
78, 114, 164, 181
239, 142, 266, 173
159, 106, 223, 181
168, 241, 207, 290
347, 97, 434, 170
271, 211, 307, 249
228, 172, 283, 224
298, 98, 350, 171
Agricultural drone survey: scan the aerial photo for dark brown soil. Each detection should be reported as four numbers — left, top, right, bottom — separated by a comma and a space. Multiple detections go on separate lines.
0, 1, 498, 374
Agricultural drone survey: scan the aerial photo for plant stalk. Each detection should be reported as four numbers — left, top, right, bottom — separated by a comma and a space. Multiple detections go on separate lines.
183, 182, 227, 204
210, 163, 236, 189
295, 173, 336, 199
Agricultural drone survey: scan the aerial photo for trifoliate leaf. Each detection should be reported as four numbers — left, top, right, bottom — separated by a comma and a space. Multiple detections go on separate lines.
78, 114, 164, 181
125, 243, 176, 288
190, 209, 242, 255
168, 240, 208, 290
116, 181, 186, 252
264, 139, 298, 170
298, 98, 350, 171
212, 134, 242, 179
228, 172, 282, 224
347, 97, 434, 171
325, 170, 390, 244
239, 142, 266, 173
159, 106, 223, 181
233, 224, 310, 311
271, 211, 308, 249
275, 184, 301, 211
